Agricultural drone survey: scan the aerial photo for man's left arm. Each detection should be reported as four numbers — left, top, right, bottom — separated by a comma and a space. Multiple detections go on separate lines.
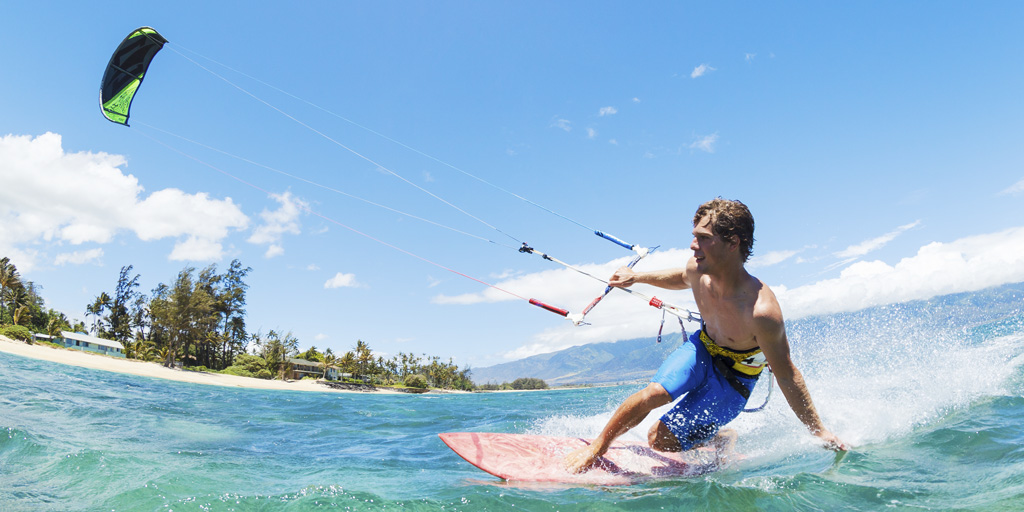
755, 313, 848, 451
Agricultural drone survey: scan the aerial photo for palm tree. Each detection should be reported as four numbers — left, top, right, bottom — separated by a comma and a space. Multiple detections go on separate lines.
321, 348, 338, 380
85, 302, 97, 332
157, 345, 177, 367
0, 258, 22, 324
123, 336, 156, 361
122, 338, 139, 359
87, 292, 112, 335
46, 313, 69, 339
354, 340, 373, 379
338, 351, 356, 379
8, 286, 30, 327
298, 345, 322, 362
12, 305, 30, 326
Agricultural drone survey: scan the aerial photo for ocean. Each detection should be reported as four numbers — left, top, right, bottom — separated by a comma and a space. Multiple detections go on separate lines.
2, 284, 1023, 511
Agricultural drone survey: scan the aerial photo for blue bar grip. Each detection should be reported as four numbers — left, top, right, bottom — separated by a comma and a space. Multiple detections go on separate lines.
594, 230, 633, 250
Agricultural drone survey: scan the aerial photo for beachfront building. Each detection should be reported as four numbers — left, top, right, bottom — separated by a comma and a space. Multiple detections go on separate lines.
57, 331, 126, 358
286, 357, 338, 380
31, 333, 55, 344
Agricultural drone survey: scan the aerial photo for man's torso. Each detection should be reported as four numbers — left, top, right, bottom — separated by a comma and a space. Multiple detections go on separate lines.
686, 259, 780, 353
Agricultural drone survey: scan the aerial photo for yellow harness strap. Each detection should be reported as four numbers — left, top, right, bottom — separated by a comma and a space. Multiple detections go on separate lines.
699, 329, 767, 377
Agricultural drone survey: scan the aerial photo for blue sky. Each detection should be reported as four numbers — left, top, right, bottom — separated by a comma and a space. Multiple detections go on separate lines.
2, 2, 1023, 368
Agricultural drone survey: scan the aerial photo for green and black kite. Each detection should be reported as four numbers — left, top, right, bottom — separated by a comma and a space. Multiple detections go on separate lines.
99, 27, 167, 126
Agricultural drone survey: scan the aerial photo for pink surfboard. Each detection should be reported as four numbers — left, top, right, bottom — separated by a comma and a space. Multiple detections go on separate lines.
439, 432, 723, 486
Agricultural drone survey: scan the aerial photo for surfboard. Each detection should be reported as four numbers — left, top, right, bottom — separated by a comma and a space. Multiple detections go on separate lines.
439, 432, 723, 486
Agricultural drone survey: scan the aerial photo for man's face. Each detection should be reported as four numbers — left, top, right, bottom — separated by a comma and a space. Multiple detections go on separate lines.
690, 216, 730, 271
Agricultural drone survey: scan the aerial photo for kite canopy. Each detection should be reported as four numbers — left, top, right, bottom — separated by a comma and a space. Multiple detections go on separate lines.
99, 27, 168, 126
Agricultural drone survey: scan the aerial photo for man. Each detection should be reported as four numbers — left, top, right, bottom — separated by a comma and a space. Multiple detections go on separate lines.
565, 198, 846, 473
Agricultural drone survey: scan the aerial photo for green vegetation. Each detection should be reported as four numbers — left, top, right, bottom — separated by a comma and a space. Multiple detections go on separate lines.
477, 377, 549, 391
0, 324, 31, 342
291, 343, 473, 391
404, 374, 428, 389
0, 255, 477, 392
0, 256, 82, 338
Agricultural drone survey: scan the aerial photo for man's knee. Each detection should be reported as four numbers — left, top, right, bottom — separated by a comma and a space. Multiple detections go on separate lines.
648, 420, 683, 452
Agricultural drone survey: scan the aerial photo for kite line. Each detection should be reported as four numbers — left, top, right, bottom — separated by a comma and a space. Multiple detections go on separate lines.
99, 26, 701, 328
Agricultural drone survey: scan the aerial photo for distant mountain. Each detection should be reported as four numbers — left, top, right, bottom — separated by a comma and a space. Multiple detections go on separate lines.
470, 281, 1024, 387
470, 331, 687, 386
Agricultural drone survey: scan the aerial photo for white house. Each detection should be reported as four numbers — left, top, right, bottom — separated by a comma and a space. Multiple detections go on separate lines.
58, 331, 126, 358
286, 357, 338, 380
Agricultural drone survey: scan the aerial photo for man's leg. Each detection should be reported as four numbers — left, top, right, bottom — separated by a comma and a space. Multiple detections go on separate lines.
648, 421, 737, 461
648, 420, 683, 452
564, 382, 673, 473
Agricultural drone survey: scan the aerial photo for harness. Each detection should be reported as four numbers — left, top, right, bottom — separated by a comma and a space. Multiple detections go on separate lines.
656, 310, 774, 412
698, 327, 773, 411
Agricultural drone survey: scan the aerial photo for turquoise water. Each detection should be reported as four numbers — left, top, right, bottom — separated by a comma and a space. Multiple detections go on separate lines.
2, 286, 1023, 511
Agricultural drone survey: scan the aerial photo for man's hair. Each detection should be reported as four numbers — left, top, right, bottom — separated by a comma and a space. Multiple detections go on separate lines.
693, 198, 755, 262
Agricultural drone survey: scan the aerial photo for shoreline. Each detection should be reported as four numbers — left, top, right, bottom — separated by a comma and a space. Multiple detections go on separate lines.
0, 335, 593, 395
0, 334, 410, 394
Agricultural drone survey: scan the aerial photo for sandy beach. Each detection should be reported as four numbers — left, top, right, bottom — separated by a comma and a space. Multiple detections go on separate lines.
0, 334, 403, 394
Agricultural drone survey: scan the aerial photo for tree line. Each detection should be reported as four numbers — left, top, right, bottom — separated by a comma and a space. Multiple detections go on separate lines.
0, 256, 484, 391
290, 340, 475, 391
0, 256, 77, 339
476, 378, 549, 391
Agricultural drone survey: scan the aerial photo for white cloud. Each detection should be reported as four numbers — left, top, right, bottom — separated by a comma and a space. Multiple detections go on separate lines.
433, 249, 698, 358
307, 263, 320, 271
691, 63, 716, 78
169, 235, 226, 261
0, 132, 248, 266
586, 127, 597, 139
747, 249, 799, 269
490, 269, 523, 280
134, 189, 249, 261
324, 272, 360, 289
689, 133, 719, 153
599, 106, 618, 116
264, 244, 285, 259
434, 253, 666, 307
446, 226, 1024, 361
54, 248, 104, 266
247, 191, 306, 257
834, 221, 920, 259
632, 97, 641, 103
551, 118, 572, 132
1000, 177, 1024, 195
777, 226, 1024, 319
314, 333, 328, 341
3, 248, 39, 273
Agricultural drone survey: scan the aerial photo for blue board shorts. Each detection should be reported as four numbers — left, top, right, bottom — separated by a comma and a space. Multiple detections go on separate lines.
652, 329, 758, 450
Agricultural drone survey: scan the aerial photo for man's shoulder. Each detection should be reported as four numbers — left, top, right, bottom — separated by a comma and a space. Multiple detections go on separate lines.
750, 279, 784, 326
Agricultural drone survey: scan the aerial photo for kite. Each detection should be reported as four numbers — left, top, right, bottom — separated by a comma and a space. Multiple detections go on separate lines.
99, 27, 168, 126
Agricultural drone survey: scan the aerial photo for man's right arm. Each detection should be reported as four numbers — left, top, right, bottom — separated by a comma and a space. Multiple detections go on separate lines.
609, 266, 690, 290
